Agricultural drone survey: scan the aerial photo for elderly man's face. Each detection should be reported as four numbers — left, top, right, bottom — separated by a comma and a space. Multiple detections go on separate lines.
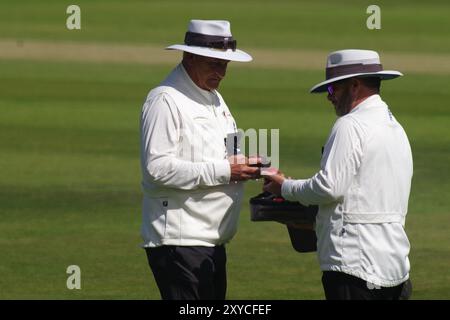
327, 79, 355, 117
185, 54, 229, 91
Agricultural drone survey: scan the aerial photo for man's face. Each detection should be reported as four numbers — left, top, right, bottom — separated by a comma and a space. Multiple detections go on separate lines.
188, 54, 229, 91
327, 79, 355, 117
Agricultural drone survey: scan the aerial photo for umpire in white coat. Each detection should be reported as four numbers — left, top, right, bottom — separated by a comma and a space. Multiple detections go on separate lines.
140, 20, 259, 300
264, 49, 413, 300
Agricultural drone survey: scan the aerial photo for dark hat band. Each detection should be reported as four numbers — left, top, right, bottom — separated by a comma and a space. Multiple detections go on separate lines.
184, 32, 237, 51
326, 63, 383, 79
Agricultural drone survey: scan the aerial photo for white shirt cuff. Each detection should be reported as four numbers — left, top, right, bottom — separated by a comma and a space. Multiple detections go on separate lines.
213, 160, 231, 184
281, 179, 297, 201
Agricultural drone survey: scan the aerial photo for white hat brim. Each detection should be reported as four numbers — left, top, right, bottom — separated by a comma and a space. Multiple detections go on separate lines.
310, 70, 403, 93
166, 44, 252, 62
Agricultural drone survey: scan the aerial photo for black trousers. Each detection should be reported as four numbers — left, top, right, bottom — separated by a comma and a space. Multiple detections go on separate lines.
145, 245, 227, 300
322, 271, 412, 300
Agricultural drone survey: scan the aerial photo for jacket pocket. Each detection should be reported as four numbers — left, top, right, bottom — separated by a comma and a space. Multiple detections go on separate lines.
163, 198, 181, 239
340, 223, 361, 269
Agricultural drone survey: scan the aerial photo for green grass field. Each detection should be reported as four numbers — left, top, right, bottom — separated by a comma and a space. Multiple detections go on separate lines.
0, 0, 449, 299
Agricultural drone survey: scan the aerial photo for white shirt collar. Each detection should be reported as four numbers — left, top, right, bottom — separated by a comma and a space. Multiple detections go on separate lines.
349, 94, 382, 114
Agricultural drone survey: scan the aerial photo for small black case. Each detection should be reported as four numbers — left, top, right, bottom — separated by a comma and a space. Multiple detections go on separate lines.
249, 192, 318, 253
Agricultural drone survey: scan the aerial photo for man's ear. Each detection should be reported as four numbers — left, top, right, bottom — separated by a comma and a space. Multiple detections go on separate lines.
351, 78, 360, 94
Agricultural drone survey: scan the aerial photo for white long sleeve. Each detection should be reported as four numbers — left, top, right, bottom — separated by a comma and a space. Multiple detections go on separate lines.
282, 116, 363, 205
141, 93, 230, 190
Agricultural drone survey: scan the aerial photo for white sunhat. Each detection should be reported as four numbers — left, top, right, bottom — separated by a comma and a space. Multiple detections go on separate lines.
310, 49, 403, 93
166, 19, 252, 62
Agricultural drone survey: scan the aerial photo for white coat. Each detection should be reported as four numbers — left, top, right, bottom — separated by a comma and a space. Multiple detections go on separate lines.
140, 64, 243, 247
282, 94, 413, 287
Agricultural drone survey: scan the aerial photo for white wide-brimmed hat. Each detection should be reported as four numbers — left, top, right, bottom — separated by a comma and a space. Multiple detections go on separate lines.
166, 19, 252, 62
310, 49, 402, 93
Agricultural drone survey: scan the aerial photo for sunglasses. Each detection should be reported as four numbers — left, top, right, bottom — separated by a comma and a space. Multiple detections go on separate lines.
327, 85, 334, 95
327, 79, 353, 95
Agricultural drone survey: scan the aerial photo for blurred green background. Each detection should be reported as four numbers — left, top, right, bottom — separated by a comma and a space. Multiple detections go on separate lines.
0, 0, 449, 299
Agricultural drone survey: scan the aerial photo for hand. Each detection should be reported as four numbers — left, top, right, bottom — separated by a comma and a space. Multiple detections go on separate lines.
247, 155, 263, 167
262, 171, 286, 196
228, 155, 261, 182
248, 155, 271, 168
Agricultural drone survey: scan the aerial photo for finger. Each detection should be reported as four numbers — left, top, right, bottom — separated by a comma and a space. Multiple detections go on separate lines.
262, 173, 276, 181
261, 167, 279, 176
248, 155, 262, 165
243, 167, 260, 174
247, 171, 261, 180
228, 154, 247, 165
